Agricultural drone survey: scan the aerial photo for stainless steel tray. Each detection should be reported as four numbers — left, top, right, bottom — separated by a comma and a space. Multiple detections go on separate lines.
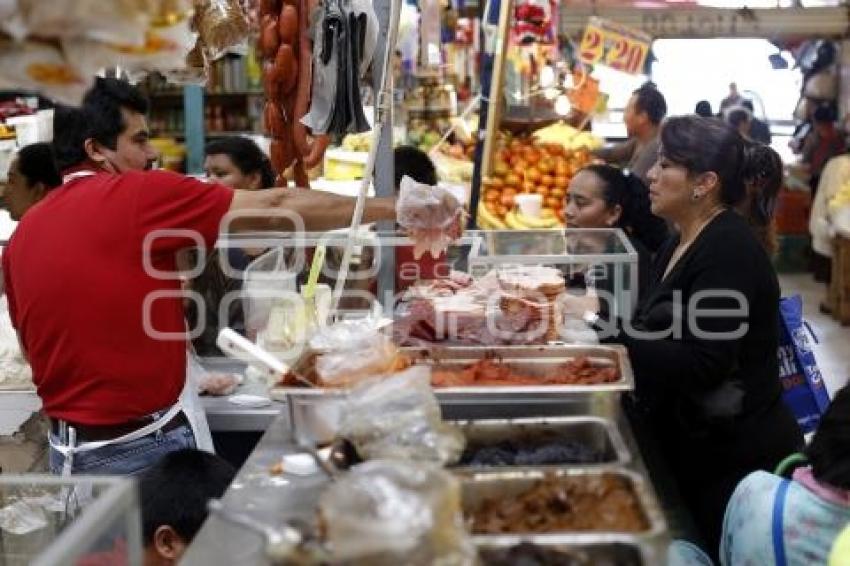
457, 467, 666, 543
451, 416, 631, 470
269, 344, 634, 444
477, 539, 657, 566
403, 344, 634, 398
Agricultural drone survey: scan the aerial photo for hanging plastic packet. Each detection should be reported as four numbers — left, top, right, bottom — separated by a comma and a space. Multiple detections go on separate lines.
396, 175, 466, 260
318, 460, 476, 565
0, 41, 90, 104
162, 37, 209, 85
194, 0, 250, 61
63, 17, 196, 80
0, 0, 27, 40
0, 499, 48, 535
337, 365, 465, 465
16, 0, 150, 45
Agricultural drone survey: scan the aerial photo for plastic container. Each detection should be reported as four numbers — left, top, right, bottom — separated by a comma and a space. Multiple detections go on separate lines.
241, 248, 298, 341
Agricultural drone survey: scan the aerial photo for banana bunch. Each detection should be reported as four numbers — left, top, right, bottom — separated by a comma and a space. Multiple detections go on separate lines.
533, 122, 603, 151
828, 179, 850, 215
505, 209, 561, 230
477, 201, 507, 229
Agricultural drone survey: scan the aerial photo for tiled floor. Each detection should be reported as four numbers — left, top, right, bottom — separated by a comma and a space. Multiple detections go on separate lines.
779, 272, 850, 397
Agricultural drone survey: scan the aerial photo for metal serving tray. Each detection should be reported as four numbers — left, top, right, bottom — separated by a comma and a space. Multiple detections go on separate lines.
457, 467, 666, 543
450, 416, 631, 470
269, 344, 634, 444
403, 344, 634, 398
476, 539, 657, 566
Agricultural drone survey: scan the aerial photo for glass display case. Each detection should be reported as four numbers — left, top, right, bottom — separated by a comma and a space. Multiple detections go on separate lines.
0, 475, 140, 566
467, 228, 639, 320
193, 228, 637, 356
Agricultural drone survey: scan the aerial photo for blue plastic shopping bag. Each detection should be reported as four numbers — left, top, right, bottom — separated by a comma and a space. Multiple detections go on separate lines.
778, 295, 831, 433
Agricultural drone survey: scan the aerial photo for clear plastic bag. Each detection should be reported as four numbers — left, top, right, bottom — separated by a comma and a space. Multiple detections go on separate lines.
0, 41, 90, 105
311, 319, 408, 387
17, 0, 150, 45
318, 459, 475, 565
337, 365, 465, 465
241, 248, 298, 342
396, 175, 466, 260
63, 18, 196, 79
194, 0, 250, 60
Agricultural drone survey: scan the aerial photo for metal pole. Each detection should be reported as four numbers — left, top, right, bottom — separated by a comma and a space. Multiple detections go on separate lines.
183, 85, 206, 174
373, 0, 396, 311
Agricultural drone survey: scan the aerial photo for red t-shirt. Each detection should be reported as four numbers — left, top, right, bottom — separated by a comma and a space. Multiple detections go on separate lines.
2, 170, 234, 425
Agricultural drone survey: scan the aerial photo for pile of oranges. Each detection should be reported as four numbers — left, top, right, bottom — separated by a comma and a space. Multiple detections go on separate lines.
481, 134, 592, 225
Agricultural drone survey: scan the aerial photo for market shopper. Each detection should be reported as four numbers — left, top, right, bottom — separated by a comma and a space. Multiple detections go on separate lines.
593, 83, 667, 186
2, 78, 415, 475
1, 142, 61, 221
741, 100, 771, 145
564, 164, 668, 296
140, 449, 235, 565
188, 136, 276, 355
736, 141, 783, 256
563, 115, 803, 558
203, 136, 275, 191
802, 105, 846, 197
720, 385, 850, 565
694, 100, 713, 119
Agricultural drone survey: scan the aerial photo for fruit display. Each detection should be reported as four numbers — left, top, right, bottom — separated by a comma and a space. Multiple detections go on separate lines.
533, 121, 603, 152
477, 132, 592, 229
341, 132, 371, 152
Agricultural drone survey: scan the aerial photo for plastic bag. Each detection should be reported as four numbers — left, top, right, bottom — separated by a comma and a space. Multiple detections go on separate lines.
162, 37, 209, 85
194, 0, 250, 60
0, 41, 90, 105
396, 175, 466, 260
64, 18, 196, 79
17, 0, 149, 45
311, 319, 408, 387
241, 248, 298, 342
338, 365, 465, 464
318, 459, 476, 565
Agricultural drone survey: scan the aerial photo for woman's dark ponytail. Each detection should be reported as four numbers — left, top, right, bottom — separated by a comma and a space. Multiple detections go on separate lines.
740, 141, 783, 255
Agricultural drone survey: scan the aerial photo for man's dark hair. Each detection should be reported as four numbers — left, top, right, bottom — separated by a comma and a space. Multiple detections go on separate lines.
17, 142, 61, 189
694, 100, 713, 118
139, 449, 236, 545
807, 385, 850, 489
394, 145, 437, 189
82, 77, 149, 151
632, 85, 667, 125
52, 105, 91, 172
206, 136, 275, 188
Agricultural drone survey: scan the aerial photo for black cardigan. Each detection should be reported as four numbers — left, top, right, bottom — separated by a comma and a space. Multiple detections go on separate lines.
601, 210, 783, 434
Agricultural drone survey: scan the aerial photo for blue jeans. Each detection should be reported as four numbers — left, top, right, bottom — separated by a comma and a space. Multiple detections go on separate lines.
49, 424, 196, 475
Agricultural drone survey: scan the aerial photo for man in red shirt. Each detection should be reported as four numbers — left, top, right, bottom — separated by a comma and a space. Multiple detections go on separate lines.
3, 79, 397, 475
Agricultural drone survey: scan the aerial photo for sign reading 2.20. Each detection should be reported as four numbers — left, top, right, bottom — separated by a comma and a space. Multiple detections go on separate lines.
579, 17, 652, 76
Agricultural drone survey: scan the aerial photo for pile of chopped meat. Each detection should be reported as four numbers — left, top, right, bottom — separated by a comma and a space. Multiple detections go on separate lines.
468, 473, 650, 534
459, 437, 603, 466
430, 356, 619, 388
478, 543, 592, 566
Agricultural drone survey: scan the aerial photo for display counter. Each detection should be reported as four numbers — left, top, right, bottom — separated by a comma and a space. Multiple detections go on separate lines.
182, 388, 670, 565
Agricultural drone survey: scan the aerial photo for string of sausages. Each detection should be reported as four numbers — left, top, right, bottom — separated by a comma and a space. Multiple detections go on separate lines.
259, 0, 330, 188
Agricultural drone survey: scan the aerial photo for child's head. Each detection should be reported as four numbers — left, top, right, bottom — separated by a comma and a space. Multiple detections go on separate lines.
394, 145, 437, 190
141, 449, 236, 566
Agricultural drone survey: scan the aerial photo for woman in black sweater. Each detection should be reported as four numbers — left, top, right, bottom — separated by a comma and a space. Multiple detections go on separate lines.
564, 116, 803, 557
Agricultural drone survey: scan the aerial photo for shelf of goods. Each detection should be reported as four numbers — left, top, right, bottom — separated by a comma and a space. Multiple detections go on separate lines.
181, 229, 665, 565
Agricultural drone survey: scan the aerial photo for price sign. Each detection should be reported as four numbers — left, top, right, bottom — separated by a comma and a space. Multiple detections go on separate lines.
579, 17, 652, 76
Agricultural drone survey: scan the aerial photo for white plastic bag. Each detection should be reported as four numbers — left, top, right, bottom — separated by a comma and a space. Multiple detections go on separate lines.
183, 351, 216, 453
0, 41, 90, 105
396, 175, 465, 260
